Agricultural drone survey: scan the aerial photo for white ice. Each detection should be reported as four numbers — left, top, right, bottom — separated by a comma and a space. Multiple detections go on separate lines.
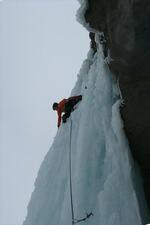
23, 34, 148, 225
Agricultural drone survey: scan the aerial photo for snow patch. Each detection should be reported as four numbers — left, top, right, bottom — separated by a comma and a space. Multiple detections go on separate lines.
76, 0, 96, 32
76, 0, 89, 29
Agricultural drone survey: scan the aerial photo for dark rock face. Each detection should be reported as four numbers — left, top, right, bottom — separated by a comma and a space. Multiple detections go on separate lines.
85, 0, 150, 211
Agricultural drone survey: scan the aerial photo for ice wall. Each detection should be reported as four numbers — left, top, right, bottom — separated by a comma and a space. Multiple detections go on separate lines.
23, 35, 148, 225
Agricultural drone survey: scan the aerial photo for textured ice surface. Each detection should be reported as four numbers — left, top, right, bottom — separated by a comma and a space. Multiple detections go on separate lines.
23, 37, 146, 225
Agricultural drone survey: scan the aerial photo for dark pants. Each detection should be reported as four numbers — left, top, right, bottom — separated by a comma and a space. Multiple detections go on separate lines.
62, 97, 82, 123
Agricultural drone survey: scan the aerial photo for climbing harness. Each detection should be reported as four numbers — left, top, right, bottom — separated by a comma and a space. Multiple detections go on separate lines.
69, 118, 93, 225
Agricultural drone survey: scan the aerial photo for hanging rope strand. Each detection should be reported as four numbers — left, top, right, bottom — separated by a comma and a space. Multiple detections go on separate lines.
69, 117, 93, 225
69, 118, 75, 225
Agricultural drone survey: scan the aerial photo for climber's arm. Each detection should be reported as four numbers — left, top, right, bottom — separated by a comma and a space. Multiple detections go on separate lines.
57, 110, 62, 128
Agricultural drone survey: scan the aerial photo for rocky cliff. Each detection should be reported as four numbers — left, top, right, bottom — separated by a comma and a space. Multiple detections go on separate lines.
84, 0, 150, 210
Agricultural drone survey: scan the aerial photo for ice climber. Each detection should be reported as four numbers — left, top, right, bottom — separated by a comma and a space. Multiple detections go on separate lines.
52, 95, 82, 128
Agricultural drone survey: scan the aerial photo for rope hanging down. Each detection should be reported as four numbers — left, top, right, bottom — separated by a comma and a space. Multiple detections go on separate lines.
69, 118, 93, 225
69, 118, 75, 225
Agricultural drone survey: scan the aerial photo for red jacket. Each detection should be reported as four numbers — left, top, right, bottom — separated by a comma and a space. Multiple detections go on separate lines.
57, 95, 81, 127
57, 99, 67, 127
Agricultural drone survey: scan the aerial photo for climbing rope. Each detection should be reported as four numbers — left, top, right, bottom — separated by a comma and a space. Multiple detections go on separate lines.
69, 118, 74, 225
74, 213, 94, 224
69, 118, 93, 225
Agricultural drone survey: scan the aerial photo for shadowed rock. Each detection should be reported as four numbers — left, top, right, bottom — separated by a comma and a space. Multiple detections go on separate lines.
85, 0, 150, 211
